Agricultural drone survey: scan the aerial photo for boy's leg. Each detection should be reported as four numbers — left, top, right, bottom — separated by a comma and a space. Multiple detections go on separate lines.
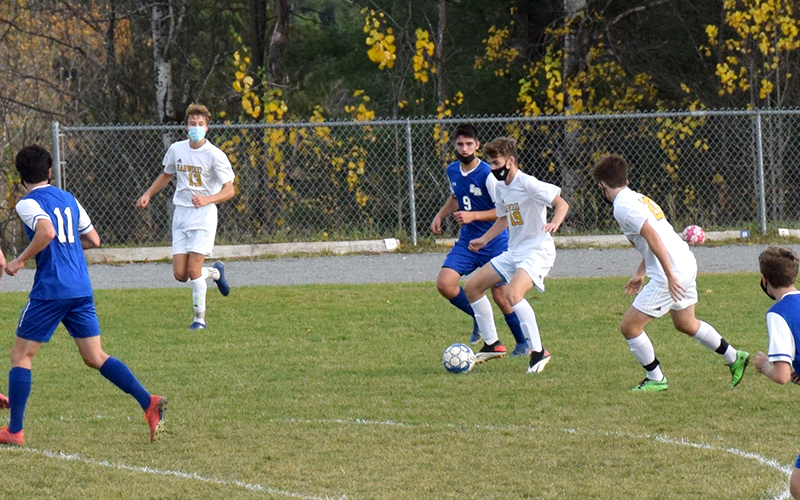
465, 264, 506, 363
3, 338, 42, 442
671, 306, 749, 387
790, 465, 800, 500
621, 306, 667, 391
505, 269, 551, 373
436, 267, 480, 343
188, 252, 208, 329
491, 285, 527, 355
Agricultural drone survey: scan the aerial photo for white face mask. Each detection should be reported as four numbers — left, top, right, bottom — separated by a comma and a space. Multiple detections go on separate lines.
188, 126, 206, 143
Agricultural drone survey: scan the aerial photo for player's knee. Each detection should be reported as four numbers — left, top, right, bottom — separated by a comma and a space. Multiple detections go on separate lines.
173, 271, 188, 282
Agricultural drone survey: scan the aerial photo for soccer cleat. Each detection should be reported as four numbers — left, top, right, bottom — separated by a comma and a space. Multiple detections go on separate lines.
188, 321, 206, 330
144, 395, 167, 443
511, 342, 530, 357
729, 350, 750, 388
474, 341, 506, 365
526, 349, 551, 374
0, 426, 24, 445
213, 261, 230, 297
469, 321, 481, 345
0, 393, 8, 410
630, 377, 669, 392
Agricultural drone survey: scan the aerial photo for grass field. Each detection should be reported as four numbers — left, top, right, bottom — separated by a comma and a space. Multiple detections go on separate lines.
0, 273, 794, 499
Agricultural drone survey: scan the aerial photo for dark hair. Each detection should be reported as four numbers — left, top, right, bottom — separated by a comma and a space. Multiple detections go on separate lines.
592, 154, 628, 188
483, 137, 518, 162
15, 145, 52, 185
453, 124, 478, 141
760, 245, 799, 288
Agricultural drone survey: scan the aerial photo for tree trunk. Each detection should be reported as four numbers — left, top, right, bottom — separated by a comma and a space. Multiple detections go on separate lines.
150, 0, 175, 123
267, 0, 289, 84
104, 2, 120, 124
435, 0, 446, 108
249, 0, 268, 80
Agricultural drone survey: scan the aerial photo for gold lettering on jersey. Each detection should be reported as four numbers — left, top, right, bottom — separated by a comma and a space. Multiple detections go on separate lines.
505, 202, 520, 212
176, 164, 203, 174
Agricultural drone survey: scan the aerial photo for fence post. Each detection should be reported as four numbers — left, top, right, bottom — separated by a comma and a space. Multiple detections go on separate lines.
405, 119, 418, 245
755, 111, 767, 236
51, 121, 63, 189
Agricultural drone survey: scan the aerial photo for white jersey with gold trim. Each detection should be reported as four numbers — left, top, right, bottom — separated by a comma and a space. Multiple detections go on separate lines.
162, 139, 235, 208
612, 187, 696, 281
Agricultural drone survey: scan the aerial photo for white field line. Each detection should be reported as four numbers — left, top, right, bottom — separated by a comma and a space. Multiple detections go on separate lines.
284, 417, 793, 500
0, 446, 348, 500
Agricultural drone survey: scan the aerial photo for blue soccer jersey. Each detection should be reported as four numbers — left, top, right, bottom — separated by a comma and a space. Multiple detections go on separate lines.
766, 291, 800, 374
16, 185, 94, 299
446, 160, 508, 251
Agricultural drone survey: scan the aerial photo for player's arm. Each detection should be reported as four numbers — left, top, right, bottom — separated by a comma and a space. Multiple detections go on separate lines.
468, 216, 508, 252
136, 172, 174, 209
542, 194, 569, 233
753, 353, 793, 384
6, 218, 56, 276
192, 180, 235, 208
431, 195, 459, 234
640, 220, 685, 301
80, 228, 101, 250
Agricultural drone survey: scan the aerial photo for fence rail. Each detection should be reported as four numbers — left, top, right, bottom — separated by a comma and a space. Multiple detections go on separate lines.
37, 110, 800, 254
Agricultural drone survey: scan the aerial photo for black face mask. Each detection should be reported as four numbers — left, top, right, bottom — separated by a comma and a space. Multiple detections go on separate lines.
600, 185, 614, 205
761, 279, 776, 300
455, 152, 476, 164
491, 161, 510, 181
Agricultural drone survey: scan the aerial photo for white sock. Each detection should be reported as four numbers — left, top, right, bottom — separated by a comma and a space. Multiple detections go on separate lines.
693, 321, 737, 364
202, 266, 220, 281
627, 332, 664, 381
191, 276, 207, 322
511, 299, 542, 352
469, 296, 499, 345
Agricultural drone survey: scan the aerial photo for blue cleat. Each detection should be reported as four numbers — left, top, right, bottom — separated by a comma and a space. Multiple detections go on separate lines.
213, 261, 230, 297
469, 320, 481, 345
188, 321, 206, 330
510, 342, 530, 357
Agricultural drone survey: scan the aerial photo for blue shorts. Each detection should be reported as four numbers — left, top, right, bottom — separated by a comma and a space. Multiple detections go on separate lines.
16, 296, 101, 342
795, 451, 800, 469
442, 241, 503, 276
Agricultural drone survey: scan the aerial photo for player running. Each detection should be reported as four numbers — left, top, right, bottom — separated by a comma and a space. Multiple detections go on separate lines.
592, 154, 749, 392
430, 124, 528, 355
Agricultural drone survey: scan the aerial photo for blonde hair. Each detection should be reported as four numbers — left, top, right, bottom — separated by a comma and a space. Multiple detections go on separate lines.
185, 103, 211, 125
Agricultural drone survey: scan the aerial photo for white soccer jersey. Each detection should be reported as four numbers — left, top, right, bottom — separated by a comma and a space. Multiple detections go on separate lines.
162, 139, 235, 208
495, 171, 561, 260
613, 187, 696, 281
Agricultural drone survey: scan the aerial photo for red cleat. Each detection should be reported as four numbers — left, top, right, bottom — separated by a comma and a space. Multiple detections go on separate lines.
0, 426, 24, 446
144, 395, 167, 443
0, 393, 8, 410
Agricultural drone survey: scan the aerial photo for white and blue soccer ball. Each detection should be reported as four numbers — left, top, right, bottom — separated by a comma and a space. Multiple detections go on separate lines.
442, 343, 475, 374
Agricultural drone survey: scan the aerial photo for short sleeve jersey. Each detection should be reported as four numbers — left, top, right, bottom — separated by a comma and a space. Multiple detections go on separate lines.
766, 291, 800, 374
162, 139, 235, 208
612, 187, 696, 281
446, 160, 507, 249
495, 171, 561, 259
15, 185, 94, 299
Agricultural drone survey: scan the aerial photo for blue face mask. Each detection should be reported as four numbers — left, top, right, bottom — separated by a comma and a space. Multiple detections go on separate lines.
188, 126, 206, 143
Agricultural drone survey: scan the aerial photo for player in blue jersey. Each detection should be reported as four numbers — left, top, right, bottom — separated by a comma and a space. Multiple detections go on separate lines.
754, 245, 800, 499
0, 145, 166, 445
431, 124, 528, 357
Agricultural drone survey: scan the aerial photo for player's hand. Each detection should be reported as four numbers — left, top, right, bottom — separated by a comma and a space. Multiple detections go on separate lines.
624, 275, 644, 296
753, 351, 768, 374
542, 222, 561, 233
666, 274, 686, 302
430, 216, 442, 235
192, 194, 209, 208
136, 194, 150, 209
5, 259, 24, 277
468, 238, 486, 253
452, 211, 474, 225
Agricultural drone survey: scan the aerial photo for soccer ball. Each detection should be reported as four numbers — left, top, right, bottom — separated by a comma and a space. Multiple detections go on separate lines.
442, 343, 475, 374
682, 225, 706, 245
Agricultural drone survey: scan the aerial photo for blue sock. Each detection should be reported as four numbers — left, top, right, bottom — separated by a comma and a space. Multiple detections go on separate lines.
449, 288, 475, 317
504, 312, 526, 345
8, 367, 32, 434
99, 357, 151, 410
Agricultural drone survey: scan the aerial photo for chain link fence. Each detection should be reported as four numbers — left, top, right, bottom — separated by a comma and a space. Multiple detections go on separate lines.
29, 109, 800, 254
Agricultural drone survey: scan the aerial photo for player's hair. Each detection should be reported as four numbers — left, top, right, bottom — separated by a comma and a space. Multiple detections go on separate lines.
453, 124, 478, 141
15, 145, 52, 185
760, 245, 799, 288
593, 154, 628, 188
185, 103, 211, 124
483, 137, 518, 162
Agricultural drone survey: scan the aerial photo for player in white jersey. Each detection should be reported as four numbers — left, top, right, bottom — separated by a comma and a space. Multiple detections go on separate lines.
464, 137, 569, 374
136, 104, 235, 330
592, 154, 749, 392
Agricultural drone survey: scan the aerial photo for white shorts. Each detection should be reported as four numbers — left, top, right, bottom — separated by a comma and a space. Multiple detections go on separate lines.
172, 204, 218, 256
632, 273, 699, 318
490, 248, 555, 293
